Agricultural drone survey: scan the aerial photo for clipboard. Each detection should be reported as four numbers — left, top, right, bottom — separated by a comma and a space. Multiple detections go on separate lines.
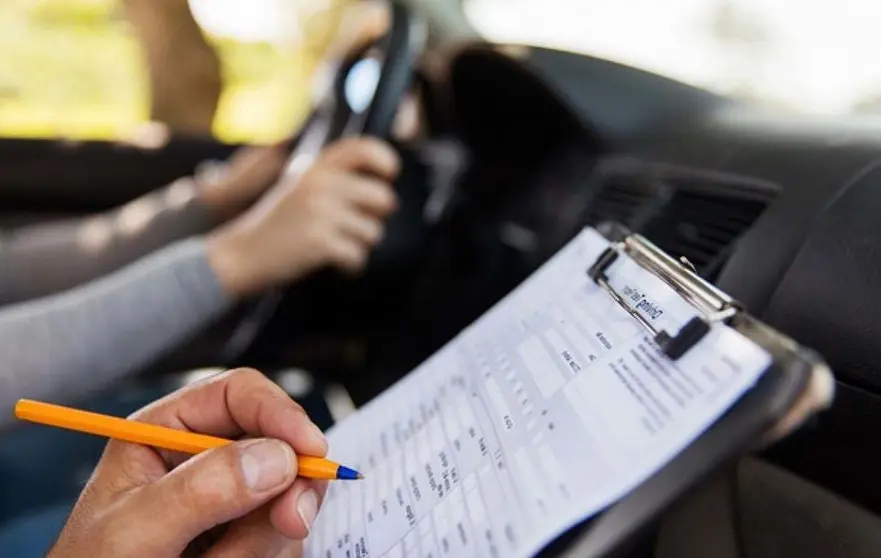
538, 222, 835, 557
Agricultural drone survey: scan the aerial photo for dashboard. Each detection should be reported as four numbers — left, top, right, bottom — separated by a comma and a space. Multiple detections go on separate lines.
406, 43, 881, 515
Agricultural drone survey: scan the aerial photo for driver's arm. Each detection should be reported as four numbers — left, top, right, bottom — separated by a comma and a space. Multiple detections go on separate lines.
0, 138, 399, 428
0, 238, 231, 425
0, 144, 289, 306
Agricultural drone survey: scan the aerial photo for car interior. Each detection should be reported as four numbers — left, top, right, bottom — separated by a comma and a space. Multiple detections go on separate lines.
4, 0, 881, 556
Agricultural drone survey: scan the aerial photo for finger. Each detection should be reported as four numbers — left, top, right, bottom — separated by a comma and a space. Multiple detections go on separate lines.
335, 174, 398, 216
320, 137, 401, 181
182, 524, 230, 557
324, 234, 370, 274
336, 209, 385, 246
201, 508, 290, 558
275, 541, 305, 558
123, 439, 297, 555
314, 170, 397, 215
270, 478, 329, 540
105, 369, 327, 475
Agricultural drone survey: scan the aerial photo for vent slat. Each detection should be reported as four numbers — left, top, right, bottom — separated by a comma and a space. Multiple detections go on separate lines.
642, 190, 768, 271
659, 206, 759, 231
583, 180, 653, 227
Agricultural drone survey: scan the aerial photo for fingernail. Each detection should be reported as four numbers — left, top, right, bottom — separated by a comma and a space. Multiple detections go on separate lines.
297, 489, 319, 533
240, 440, 294, 492
310, 423, 328, 452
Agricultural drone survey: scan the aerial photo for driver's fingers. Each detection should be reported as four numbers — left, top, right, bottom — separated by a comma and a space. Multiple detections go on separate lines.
336, 174, 398, 216
320, 137, 401, 181
324, 234, 371, 274
336, 208, 385, 246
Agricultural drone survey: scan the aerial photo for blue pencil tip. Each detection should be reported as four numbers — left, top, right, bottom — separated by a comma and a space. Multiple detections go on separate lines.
337, 465, 362, 480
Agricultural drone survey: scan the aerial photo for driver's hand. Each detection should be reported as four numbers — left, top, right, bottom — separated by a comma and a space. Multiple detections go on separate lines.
206, 137, 400, 296
48, 368, 328, 558
197, 143, 291, 221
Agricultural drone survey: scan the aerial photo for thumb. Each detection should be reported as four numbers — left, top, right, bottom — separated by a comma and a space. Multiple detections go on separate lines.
125, 439, 297, 554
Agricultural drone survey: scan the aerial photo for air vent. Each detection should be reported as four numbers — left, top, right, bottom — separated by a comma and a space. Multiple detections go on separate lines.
582, 177, 655, 228
582, 160, 776, 278
640, 189, 769, 275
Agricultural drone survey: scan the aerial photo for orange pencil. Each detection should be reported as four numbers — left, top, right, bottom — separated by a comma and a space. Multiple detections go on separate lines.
14, 399, 363, 481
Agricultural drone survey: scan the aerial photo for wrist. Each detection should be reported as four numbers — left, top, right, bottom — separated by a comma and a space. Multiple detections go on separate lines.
197, 178, 244, 223
195, 159, 258, 222
205, 226, 260, 298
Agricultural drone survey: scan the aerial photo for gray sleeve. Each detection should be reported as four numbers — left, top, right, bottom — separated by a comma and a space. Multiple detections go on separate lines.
0, 238, 233, 427
0, 177, 219, 305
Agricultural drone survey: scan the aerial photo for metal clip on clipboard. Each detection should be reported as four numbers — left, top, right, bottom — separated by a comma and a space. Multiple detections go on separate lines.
587, 231, 744, 361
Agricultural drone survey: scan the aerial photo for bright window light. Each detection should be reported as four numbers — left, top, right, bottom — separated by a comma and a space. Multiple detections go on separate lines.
464, 0, 881, 115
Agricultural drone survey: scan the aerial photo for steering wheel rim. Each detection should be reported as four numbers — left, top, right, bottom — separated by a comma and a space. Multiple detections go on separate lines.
220, 1, 425, 365
361, 2, 422, 138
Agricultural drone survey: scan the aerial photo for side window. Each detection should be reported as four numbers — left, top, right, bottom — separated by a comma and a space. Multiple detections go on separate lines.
0, 0, 350, 143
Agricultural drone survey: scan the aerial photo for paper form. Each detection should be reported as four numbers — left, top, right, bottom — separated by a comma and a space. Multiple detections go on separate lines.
304, 228, 770, 558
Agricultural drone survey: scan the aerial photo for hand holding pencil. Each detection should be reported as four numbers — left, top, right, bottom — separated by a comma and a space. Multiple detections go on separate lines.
38, 368, 342, 558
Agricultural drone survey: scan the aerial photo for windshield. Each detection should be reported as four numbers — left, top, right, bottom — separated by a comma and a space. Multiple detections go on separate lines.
0, 0, 349, 142
464, 0, 881, 115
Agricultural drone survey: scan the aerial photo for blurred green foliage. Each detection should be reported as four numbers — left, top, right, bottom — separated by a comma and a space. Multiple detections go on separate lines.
0, 0, 320, 143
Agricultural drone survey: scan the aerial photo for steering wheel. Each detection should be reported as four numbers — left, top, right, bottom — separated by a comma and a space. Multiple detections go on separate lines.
221, 1, 426, 364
